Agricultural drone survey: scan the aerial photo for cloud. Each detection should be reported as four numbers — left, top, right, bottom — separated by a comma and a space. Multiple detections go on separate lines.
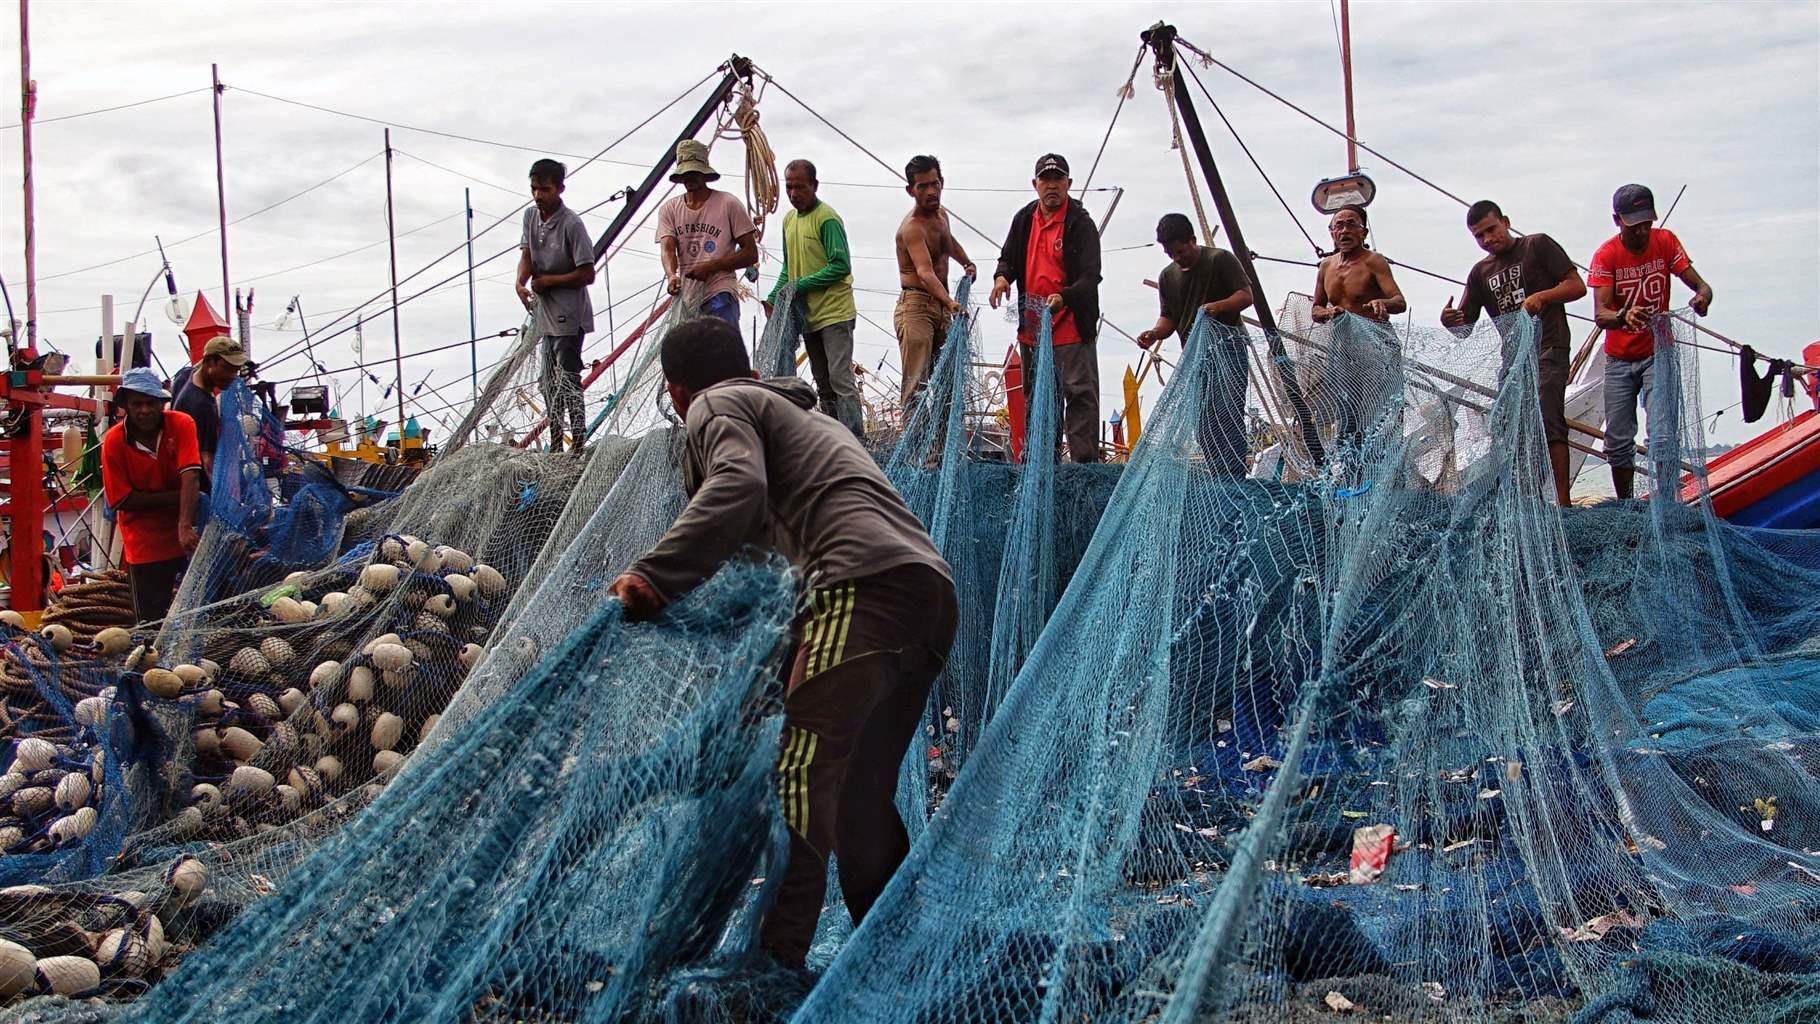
0, 0, 1811, 452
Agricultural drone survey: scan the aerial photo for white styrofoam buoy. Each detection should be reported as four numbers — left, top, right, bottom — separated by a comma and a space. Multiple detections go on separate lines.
12, 737, 55, 773
0, 938, 35, 997
269, 597, 310, 624
369, 643, 413, 672
472, 564, 506, 598
165, 856, 207, 908
47, 807, 97, 844
443, 573, 476, 602
39, 624, 73, 652
33, 955, 99, 996
370, 712, 404, 752
142, 668, 183, 699
346, 666, 375, 702
220, 727, 263, 762
228, 765, 274, 796
54, 773, 90, 811
92, 627, 132, 656
360, 563, 401, 593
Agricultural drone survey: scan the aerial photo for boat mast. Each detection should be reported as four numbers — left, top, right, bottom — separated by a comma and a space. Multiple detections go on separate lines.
1340, 0, 1358, 173
18, 0, 36, 354
212, 63, 231, 332
384, 129, 405, 441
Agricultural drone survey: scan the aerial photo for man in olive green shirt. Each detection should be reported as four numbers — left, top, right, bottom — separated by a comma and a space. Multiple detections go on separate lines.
766, 159, 864, 438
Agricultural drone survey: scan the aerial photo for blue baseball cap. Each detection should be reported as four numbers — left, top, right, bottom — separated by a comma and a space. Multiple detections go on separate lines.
1612, 184, 1657, 226
117, 367, 170, 401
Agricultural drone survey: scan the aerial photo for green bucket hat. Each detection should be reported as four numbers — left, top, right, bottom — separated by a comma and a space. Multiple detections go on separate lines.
670, 139, 720, 182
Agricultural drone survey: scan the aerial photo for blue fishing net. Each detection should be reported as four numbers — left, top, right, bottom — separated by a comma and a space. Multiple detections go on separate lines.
0, 298, 1813, 1024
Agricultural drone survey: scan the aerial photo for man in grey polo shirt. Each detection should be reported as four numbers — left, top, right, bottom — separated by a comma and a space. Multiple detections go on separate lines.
515, 158, 597, 453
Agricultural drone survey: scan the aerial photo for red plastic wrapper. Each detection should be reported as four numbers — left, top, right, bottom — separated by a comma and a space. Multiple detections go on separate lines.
1349, 824, 1396, 884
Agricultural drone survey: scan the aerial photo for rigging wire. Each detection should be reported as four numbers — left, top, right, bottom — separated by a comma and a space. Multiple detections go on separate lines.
249, 66, 720, 371
1172, 33, 1473, 210
750, 66, 1003, 253
1177, 60, 1323, 255
391, 150, 526, 197
0, 86, 210, 131
35, 150, 385, 282
1078, 43, 1149, 198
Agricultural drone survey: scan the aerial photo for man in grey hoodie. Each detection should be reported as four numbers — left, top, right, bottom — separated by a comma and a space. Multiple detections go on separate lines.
610, 316, 956, 968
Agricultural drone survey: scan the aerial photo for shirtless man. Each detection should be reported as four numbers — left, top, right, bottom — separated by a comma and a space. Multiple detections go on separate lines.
1311, 205, 1405, 323
894, 154, 976, 409
1309, 205, 1406, 458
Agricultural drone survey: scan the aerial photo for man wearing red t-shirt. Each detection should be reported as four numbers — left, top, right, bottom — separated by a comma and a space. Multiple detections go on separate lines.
989, 154, 1104, 463
101, 368, 202, 623
1587, 184, 1714, 499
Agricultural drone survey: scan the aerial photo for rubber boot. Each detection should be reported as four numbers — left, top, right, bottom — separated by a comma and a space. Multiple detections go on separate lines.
1612, 465, 1634, 500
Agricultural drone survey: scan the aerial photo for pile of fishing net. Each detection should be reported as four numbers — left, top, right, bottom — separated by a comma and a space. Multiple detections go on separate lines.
0, 287, 1814, 1024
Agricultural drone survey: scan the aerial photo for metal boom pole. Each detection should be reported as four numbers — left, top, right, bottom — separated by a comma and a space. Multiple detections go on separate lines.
384, 129, 405, 441
212, 64, 231, 326
1143, 23, 1325, 464
589, 55, 754, 262
465, 187, 478, 404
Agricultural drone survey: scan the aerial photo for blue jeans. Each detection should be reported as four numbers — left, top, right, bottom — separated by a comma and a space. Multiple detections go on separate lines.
702, 291, 740, 328
1602, 354, 1653, 470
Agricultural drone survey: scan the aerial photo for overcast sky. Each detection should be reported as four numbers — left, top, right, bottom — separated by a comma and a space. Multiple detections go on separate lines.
1, 1, 1815, 450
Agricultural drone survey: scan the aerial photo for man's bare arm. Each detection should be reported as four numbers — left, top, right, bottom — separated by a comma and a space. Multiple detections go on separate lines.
1369, 254, 1407, 315
1677, 265, 1714, 315
515, 249, 534, 308
902, 221, 958, 312
1311, 261, 1335, 323
177, 467, 201, 553
661, 236, 682, 295
944, 222, 977, 279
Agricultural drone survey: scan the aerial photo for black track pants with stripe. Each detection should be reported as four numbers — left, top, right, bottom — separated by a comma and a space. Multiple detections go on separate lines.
760, 563, 957, 966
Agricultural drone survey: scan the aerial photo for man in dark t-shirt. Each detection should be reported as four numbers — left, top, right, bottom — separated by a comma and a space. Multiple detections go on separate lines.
172, 336, 249, 489
1441, 200, 1586, 505
1137, 213, 1254, 475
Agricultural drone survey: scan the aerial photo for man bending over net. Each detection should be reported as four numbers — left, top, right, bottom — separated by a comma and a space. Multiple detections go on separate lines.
609, 317, 958, 968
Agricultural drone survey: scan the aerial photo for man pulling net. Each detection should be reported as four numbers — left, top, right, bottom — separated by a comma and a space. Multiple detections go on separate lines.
609, 317, 957, 968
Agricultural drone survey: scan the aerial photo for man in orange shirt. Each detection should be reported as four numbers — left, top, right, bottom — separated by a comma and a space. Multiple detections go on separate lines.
100, 368, 202, 623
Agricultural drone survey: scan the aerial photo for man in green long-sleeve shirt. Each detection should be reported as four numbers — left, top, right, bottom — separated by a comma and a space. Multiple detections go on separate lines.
765, 159, 864, 438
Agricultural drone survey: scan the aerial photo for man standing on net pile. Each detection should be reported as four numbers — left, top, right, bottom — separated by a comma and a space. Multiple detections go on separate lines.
894, 154, 976, 415
1587, 183, 1714, 499
1136, 213, 1254, 476
515, 158, 596, 454
101, 368, 202, 623
658, 140, 758, 329
608, 317, 956, 969
1309, 205, 1406, 458
765, 159, 865, 438
172, 336, 250, 487
990, 153, 1104, 463
1440, 200, 1586, 506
